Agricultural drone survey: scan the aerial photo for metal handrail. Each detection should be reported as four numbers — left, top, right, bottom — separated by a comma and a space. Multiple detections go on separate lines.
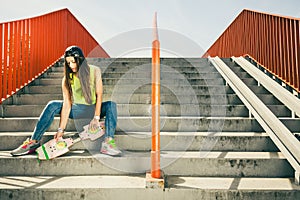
0, 8, 109, 104
209, 56, 300, 185
232, 56, 300, 118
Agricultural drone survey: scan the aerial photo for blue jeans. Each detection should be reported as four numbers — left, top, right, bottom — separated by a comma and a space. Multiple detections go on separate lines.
31, 100, 118, 141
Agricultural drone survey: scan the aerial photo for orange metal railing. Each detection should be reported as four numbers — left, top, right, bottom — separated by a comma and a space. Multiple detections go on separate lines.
0, 8, 109, 104
203, 9, 300, 93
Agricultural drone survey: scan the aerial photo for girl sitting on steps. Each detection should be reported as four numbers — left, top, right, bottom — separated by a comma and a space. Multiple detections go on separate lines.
11, 45, 121, 156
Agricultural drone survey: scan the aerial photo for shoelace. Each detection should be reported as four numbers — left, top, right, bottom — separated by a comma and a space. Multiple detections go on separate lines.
108, 139, 117, 148
22, 139, 32, 148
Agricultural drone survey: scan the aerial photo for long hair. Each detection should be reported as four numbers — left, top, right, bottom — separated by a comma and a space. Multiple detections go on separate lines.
64, 46, 92, 104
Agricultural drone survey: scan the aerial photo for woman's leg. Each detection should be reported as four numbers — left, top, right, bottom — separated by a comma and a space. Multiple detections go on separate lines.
69, 104, 95, 132
31, 102, 96, 141
99, 101, 121, 156
11, 101, 96, 156
31, 100, 118, 140
100, 101, 117, 138
31, 100, 63, 141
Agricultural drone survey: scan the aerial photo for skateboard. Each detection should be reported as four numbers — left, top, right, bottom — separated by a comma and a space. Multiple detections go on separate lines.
36, 121, 105, 160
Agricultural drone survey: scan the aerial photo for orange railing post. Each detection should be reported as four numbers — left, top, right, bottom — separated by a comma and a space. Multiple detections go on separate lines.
3, 23, 8, 101
0, 23, 2, 100
203, 9, 300, 94
151, 12, 161, 179
0, 8, 109, 104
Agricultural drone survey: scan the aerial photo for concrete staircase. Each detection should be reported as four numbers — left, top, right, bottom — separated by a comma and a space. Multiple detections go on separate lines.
0, 58, 300, 199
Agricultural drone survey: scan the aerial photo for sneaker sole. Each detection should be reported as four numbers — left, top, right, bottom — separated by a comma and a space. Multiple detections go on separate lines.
100, 149, 122, 157
10, 148, 38, 157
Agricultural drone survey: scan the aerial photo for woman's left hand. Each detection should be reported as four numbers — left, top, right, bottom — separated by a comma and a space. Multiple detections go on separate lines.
89, 118, 100, 132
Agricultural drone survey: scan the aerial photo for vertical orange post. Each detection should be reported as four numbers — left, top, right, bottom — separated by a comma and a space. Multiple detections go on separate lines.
3, 24, 8, 99
151, 12, 161, 179
0, 24, 3, 103
8, 22, 14, 96
15, 21, 21, 91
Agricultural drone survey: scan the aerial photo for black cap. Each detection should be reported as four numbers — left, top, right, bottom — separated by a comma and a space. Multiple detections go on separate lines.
64, 46, 85, 58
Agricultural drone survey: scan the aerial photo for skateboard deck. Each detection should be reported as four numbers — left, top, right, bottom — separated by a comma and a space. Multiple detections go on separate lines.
79, 121, 105, 140
36, 121, 105, 160
35, 137, 74, 160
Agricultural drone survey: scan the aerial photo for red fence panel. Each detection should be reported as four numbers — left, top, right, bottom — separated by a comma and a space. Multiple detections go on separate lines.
0, 8, 109, 104
203, 9, 300, 93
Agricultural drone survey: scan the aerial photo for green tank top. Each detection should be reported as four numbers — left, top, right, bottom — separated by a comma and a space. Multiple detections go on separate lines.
70, 65, 97, 105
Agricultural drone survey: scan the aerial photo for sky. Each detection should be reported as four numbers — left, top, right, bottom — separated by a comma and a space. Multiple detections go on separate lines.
0, 0, 300, 57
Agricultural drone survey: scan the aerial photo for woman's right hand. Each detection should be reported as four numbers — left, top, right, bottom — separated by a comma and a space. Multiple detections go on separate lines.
54, 131, 64, 141
89, 118, 100, 132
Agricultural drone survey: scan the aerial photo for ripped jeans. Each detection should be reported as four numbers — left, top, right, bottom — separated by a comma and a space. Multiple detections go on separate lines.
31, 100, 117, 141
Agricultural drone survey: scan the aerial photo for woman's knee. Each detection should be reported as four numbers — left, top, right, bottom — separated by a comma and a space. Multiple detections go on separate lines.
105, 101, 117, 109
45, 100, 63, 112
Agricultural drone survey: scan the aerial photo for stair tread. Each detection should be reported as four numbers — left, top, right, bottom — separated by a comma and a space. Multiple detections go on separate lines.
0, 175, 299, 190
0, 116, 261, 119
0, 150, 286, 159
0, 131, 269, 136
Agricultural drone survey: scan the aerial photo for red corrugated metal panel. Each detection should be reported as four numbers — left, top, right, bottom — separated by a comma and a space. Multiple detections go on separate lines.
203, 9, 300, 93
0, 9, 109, 104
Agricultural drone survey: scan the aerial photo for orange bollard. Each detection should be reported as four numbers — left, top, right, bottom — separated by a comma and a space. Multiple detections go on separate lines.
151, 12, 161, 179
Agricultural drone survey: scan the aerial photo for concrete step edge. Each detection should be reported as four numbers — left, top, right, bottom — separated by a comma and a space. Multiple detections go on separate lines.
0, 149, 293, 177
0, 132, 278, 152
0, 175, 299, 190
0, 150, 287, 159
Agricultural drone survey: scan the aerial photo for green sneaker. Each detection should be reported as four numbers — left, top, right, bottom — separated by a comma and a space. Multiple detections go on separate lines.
100, 139, 121, 156
10, 138, 40, 156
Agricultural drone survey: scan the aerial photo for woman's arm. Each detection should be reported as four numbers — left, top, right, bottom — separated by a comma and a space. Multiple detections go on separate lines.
54, 76, 72, 140
94, 67, 103, 117
89, 67, 103, 130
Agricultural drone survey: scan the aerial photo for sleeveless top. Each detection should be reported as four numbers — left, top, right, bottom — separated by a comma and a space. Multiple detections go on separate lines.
70, 65, 97, 105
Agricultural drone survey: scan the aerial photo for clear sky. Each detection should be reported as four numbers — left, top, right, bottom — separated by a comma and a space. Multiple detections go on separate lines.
0, 0, 299, 57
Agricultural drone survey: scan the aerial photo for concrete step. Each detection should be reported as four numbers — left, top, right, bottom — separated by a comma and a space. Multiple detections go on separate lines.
12, 85, 236, 96
19, 84, 232, 94
13, 85, 283, 105
87, 57, 208, 63
2, 116, 297, 132
7, 81, 273, 97
52, 57, 210, 65
39, 75, 260, 89
49, 63, 217, 73
1, 104, 249, 117
0, 104, 291, 118
50, 66, 216, 74
36, 78, 228, 86
2, 93, 237, 105
101, 70, 221, 79
0, 175, 299, 200
0, 116, 269, 132
45, 71, 222, 79
2, 87, 278, 106
0, 150, 293, 177
0, 132, 278, 152
229, 71, 252, 78
47, 64, 219, 74
45, 65, 218, 73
